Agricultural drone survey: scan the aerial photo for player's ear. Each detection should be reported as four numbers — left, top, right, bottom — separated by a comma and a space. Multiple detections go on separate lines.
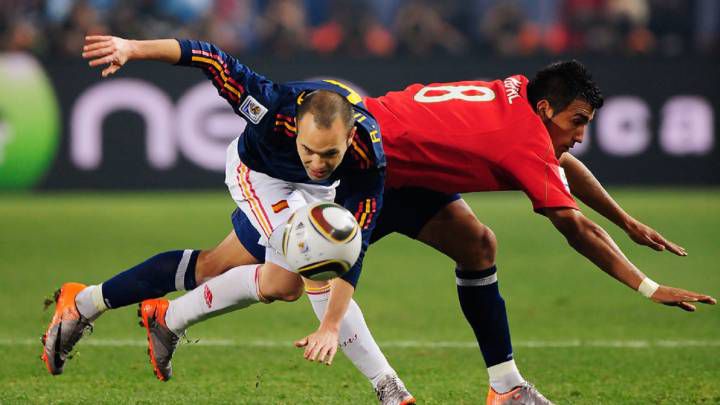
536, 100, 554, 121
346, 126, 357, 147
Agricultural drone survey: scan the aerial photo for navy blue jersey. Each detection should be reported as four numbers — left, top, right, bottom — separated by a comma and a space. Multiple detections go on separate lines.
176, 39, 384, 287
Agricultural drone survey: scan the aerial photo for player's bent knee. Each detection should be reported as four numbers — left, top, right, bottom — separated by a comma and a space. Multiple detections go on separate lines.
257, 264, 305, 302
457, 225, 497, 270
263, 283, 304, 302
478, 225, 497, 257
279, 287, 304, 302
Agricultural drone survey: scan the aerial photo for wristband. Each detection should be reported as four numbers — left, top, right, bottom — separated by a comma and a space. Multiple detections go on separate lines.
638, 277, 659, 298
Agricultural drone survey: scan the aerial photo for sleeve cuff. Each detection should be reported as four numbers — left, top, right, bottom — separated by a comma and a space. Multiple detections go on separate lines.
174, 39, 193, 66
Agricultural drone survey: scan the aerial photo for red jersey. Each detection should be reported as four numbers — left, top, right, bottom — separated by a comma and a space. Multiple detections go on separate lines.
365, 76, 578, 212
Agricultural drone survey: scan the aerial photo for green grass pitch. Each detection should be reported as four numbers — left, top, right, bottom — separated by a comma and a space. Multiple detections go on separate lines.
1, 190, 718, 404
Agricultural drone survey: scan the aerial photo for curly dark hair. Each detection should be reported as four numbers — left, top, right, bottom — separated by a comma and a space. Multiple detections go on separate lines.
527, 60, 604, 113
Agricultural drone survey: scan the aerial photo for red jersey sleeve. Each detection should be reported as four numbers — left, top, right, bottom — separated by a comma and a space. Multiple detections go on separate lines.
500, 149, 578, 212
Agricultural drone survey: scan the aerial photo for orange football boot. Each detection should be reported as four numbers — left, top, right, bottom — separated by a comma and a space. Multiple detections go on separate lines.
41, 282, 92, 375
374, 374, 416, 405
486, 383, 553, 405
138, 298, 179, 381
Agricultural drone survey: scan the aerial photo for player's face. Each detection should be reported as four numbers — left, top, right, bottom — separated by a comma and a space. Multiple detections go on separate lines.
539, 99, 595, 159
296, 113, 355, 181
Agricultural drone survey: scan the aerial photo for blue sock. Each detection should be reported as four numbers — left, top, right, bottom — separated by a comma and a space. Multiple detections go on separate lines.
456, 266, 513, 367
101, 250, 199, 309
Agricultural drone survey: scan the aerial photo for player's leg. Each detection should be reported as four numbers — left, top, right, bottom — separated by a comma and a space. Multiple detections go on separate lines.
194, 227, 260, 284
75, 228, 256, 322
154, 174, 356, 337
412, 196, 549, 401
301, 186, 418, 404
138, 141, 320, 380
164, 260, 304, 332
41, 229, 251, 375
140, 254, 304, 381
304, 279, 394, 381
415, 197, 496, 269
215, 205, 414, 402
304, 279, 414, 404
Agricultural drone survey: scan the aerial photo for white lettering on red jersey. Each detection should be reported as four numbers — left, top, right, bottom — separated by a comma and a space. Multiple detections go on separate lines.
366, 76, 577, 212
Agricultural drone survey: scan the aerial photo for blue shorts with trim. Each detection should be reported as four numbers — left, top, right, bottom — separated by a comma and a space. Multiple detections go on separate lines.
231, 187, 461, 261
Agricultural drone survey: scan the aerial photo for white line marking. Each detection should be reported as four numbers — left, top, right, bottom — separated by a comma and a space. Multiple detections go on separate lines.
5, 338, 720, 348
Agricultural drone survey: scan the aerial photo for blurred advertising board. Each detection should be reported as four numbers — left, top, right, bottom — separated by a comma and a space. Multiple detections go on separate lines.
1, 54, 717, 189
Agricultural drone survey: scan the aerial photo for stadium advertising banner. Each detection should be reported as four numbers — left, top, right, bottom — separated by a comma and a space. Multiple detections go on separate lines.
1, 54, 717, 189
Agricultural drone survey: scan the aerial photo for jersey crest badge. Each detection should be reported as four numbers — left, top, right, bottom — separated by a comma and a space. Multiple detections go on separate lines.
239, 95, 268, 124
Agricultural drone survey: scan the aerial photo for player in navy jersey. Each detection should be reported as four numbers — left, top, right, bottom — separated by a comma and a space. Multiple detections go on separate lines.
42, 35, 415, 404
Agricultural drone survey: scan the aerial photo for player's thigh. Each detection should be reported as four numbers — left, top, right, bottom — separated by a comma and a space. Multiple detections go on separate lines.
225, 140, 327, 252
196, 229, 260, 284
415, 198, 496, 269
369, 188, 457, 244
225, 139, 298, 244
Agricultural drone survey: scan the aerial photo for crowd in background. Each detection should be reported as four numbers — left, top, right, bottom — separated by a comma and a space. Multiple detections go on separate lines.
2, 0, 718, 58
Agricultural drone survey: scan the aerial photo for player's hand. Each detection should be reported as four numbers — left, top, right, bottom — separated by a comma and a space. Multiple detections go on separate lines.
294, 326, 339, 366
651, 285, 716, 312
82, 35, 133, 77
625, 219, 687, 256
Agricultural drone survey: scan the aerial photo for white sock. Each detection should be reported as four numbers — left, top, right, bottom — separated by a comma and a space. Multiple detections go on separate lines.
306, 288, 395, 388
75, 284, 108, 321
488, 359, 525, 393
165, 264, 261, 335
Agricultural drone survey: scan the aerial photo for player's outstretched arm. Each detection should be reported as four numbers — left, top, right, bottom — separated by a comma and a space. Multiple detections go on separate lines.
82, 36, 181, 77
544, 207, 716, 311
559, 153, 686, 256
294, 278, 354, 365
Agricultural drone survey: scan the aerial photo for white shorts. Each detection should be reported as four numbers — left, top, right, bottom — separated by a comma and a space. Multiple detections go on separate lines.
225, 137, 338, 270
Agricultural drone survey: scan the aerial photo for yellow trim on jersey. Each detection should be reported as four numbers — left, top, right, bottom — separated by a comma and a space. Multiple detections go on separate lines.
275, 120, 297, 132
191, 56, 243, 99
357, 198, 372, 227
353, 112, 367, 123
323, 80, 362, 105
351, 142, 371, 165
369, 130, 380, 143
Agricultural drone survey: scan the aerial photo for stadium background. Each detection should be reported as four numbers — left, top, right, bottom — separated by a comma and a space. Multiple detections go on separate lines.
1, 1, 719, 403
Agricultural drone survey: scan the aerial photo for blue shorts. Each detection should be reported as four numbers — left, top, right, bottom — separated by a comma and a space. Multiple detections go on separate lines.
231, 187, 461, 261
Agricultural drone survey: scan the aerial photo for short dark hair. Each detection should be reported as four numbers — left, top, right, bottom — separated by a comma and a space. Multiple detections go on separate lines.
297, 90, 354, 131
527, 60, 604, 113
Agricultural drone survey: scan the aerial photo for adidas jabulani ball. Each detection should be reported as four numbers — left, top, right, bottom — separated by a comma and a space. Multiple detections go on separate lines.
282, 201, 362, 281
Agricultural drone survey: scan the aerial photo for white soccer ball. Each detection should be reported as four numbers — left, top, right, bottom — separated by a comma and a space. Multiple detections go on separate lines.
281, 201, 362, 281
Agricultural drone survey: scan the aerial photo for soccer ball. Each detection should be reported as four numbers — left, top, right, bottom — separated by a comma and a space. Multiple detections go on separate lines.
281, 201, 362, 281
